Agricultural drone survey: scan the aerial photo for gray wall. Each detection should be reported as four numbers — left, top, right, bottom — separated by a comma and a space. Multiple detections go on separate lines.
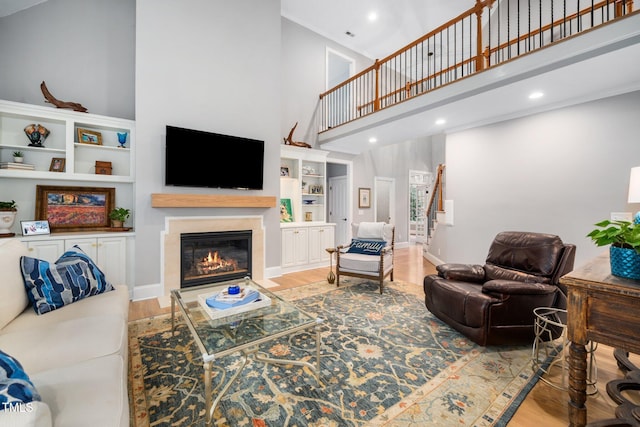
134, 0, 282, 287
0, 0, 135, 119
429, 90, 640, 268
281, 18, 372, 146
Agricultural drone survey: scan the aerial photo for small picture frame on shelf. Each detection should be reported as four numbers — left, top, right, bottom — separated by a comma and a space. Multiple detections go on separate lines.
359, 187, 371, 208
309, 184, 323, 194
20, 220, 51, 236
280, 198, 293, 223
77, 128, 103, 145
49, 157, 65, 172
280, 166, 290, 177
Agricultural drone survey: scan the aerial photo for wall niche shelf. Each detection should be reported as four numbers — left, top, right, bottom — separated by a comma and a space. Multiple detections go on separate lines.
0, 99, 135, 181
151, 193, 277, 208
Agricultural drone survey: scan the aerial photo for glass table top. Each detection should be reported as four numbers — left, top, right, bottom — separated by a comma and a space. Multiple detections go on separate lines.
171, 277, 318, 359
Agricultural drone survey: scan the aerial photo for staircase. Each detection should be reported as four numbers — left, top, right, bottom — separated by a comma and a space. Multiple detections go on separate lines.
423, 164, 446, 262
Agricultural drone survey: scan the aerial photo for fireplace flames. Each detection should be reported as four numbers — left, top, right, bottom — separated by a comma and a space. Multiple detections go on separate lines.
196, 251, 238, 276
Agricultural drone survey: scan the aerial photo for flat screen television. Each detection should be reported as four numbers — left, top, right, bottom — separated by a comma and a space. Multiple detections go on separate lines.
165, 125, 264, 190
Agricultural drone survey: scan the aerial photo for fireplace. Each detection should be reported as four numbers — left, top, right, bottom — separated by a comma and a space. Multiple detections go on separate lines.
180, 230, 252, 288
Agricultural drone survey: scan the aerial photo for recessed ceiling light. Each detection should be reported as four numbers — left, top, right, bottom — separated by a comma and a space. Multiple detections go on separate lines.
368, 137, 377, 144
368, 12, 378, 22
529, 91, 544, 99
435, 118, 446, 125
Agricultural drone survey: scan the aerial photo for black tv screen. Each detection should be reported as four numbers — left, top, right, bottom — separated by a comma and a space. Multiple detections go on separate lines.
165, 125, 264, 190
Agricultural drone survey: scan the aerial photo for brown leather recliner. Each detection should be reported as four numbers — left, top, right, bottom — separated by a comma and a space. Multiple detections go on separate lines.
423, 231, 576, 346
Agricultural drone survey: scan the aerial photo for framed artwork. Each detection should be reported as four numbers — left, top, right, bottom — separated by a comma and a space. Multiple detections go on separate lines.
77, 128, 103, 145
20, 220, 51, 236
359, 187, 371, 208
49, 157, 66, 172
280, 166, 290, 177
280, 198, 293, 223
35, 185, 115, 231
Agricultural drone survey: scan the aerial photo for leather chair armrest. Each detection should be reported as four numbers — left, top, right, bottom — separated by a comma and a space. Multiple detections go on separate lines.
436, 263, 485, 282
482, 279, 557, 295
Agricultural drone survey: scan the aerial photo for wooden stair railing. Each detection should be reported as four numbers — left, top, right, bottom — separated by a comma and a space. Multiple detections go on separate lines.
425, 164, 445, 243
484, 0, 635, 67
318, 0, 635, 134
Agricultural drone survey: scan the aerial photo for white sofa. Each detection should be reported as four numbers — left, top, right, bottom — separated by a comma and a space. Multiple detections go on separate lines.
0, 238, 129, 426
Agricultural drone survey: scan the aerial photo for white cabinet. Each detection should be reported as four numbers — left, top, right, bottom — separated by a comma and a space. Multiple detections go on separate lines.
308, 225, 335, 264
24, 239, 65, 263
0, 100, 135, 182
281, 227, 309, 268
281, 223, 335, 273
21, 232, 133, 290
64, 236, 127, 286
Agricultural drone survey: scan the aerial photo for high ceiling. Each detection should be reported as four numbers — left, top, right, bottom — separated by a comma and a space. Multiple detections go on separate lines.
281, 0, 471, 60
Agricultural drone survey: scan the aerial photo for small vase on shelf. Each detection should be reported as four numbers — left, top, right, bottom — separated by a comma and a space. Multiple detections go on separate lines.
117, 132, 128, 148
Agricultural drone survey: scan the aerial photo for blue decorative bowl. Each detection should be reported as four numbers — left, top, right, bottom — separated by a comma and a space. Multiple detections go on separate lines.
610, 246, 640, 280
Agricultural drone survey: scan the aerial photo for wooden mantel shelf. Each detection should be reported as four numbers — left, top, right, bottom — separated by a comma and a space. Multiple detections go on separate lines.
151, 193, 277, 208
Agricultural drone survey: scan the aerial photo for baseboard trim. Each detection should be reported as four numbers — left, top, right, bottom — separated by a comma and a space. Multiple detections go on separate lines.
132, 283, 163, 301
423, 250, 443, 266
265, 265, 281, 279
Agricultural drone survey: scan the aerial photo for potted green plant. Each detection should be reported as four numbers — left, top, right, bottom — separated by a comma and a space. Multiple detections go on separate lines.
0, 200, 17, 236
587, 219, 640, 279
108, 207, 131, 228
12, 151, 24, 163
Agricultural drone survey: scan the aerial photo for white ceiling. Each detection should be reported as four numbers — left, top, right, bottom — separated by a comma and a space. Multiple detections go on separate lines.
281, 0, 471, 60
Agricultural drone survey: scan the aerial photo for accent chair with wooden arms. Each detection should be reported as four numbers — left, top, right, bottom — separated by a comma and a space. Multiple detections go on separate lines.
423, 231, 576, 346
336, 222, 395, 294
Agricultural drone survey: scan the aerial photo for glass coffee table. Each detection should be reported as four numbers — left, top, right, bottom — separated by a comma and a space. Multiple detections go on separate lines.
170, 277, 323, 426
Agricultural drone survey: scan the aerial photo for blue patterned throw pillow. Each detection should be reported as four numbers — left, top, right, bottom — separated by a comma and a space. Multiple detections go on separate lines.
21, 245, 114, 315
0, 350, 41, 411
346, 239, 385, 255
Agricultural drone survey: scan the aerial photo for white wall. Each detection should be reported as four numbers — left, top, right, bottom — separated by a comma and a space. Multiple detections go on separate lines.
430, 90, 640, 268
0, 0, 135, 119
134, 0, 282, 287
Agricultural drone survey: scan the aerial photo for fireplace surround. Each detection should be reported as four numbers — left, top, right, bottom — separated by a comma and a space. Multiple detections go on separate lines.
162, 216, 265, 296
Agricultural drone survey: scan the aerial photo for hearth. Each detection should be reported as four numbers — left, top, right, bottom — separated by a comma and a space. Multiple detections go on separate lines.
180, 230, 252, 288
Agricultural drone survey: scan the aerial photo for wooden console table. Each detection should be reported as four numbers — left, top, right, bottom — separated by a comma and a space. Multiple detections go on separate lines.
561, 252, 640, 426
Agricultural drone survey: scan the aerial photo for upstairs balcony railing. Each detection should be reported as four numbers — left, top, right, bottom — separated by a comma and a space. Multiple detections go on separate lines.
318, 0, 635, 132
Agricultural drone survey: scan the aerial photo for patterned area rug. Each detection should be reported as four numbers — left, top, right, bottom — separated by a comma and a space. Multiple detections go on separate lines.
128, 279, 540, 426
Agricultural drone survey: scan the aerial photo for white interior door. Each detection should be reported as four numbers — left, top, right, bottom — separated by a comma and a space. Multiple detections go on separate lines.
328, 176, 349, 246
374, 177, 395, 224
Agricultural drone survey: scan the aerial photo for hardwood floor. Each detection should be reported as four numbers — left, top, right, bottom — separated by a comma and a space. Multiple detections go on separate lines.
129, 244, 636, 426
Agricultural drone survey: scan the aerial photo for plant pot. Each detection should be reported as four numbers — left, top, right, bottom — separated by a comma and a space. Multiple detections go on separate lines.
13, 157, 23, 163
0, 210, 17, 235
610, 246, 640, 280
111, 220, 124, 228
